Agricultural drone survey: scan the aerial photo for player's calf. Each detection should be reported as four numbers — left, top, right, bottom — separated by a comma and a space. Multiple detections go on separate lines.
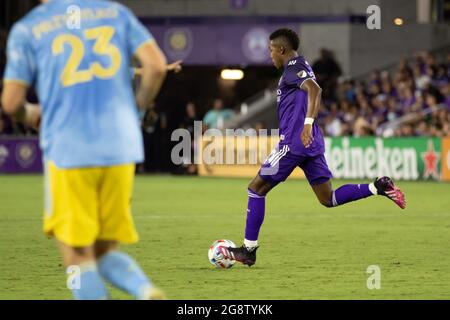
318, 197, 333, 208
97, 250, 165, 300
314, 177, 406, 209
57, 242, 110, 300
311, 180, 334, 208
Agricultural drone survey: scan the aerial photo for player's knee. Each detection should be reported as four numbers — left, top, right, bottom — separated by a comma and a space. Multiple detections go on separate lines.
95, 240, 118, 259
63, 250, 95, 268
248, 178, 267, 196
248, 182, 270, 196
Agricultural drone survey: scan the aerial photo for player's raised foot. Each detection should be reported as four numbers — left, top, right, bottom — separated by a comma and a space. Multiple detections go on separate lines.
374, 176, 406, 209
226, 245, 258, 267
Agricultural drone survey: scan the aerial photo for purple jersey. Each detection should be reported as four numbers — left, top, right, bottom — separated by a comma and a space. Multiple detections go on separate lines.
277, 56, 325, 156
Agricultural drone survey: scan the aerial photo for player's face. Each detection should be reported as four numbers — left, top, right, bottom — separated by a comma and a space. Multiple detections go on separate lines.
269, 41, 283, 69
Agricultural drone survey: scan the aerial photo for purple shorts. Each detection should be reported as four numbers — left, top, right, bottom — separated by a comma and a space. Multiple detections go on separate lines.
258, 145, 333, 186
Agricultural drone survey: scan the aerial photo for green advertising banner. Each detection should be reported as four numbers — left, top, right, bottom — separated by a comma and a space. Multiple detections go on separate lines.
324, 137, 441, 181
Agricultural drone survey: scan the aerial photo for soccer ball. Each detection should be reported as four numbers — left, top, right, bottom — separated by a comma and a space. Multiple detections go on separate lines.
208, 239, 236, 268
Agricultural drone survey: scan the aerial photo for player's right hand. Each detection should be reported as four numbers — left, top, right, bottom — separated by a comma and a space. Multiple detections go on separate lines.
167, 60, 183, 73
301, 124, 314, 148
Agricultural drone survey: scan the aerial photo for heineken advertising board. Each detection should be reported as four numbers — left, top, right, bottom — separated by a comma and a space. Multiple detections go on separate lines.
197, 136, 444, 181
324, 137, 441, 181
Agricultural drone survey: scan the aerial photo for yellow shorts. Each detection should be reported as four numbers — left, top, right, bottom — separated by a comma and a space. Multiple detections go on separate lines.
43, 161, 139, 247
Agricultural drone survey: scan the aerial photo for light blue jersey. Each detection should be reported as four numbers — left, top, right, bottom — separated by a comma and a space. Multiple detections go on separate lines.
4, 0, 153, 168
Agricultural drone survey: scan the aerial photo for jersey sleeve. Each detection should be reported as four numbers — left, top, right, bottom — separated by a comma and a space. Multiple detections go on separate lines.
123, 7, 155, 55
3, 22, 36, 86
284, 61, 315, 88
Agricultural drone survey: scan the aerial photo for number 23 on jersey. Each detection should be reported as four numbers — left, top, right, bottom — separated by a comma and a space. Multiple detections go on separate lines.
52, 26, 122, 87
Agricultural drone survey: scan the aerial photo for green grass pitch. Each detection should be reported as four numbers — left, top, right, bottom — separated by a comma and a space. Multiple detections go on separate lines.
1, 175, 450, 299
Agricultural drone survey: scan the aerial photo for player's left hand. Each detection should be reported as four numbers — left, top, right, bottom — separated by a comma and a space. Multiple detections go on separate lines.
24, 102, 41, 131
301, 124, 314, 148
167, 60, 183, 73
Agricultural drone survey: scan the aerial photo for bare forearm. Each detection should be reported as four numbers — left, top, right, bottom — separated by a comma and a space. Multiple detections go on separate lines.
306, 88, 321, 119
1, 83, 27, 115
300, 79, 321, 148
134, 41, 168, 109
302, 79, 322, 119
136, 68, 166, 109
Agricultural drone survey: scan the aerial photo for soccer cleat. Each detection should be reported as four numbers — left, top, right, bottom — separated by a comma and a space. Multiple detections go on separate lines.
225, 245, 258, 267
374, 176, 406, 209
143, 287, 167, 300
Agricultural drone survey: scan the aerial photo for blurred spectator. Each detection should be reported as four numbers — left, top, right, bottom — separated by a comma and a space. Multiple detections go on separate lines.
311, 50, 449, 137
312, 48, 342, 101
179, 102, 200, 175
180, 102, 200, 135
324, 102, 342, 136
0, 29, 7, 77
353, 116, 373, 136
441, 83, 450, 109
398, 124, 414, 136
0, 116, 6, 135
254, 121, 266, 135
415, 121, 428, 136
203, 98, 234, 129
141, 103, 171, 173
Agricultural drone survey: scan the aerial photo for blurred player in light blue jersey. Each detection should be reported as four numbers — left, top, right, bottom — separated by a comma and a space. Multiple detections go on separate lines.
2, 0, 168, 299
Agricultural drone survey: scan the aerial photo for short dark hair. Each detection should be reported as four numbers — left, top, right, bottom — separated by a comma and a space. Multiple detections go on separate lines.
269, 28, 299, 51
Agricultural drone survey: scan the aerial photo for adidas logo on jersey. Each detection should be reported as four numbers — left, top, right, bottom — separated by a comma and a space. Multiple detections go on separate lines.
297, 70, 314, 78
297, 70, 307, 78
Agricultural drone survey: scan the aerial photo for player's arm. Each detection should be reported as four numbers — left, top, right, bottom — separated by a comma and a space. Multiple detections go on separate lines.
1, 85, 41, 129
1, 85, 41, 130
300, 78, 322, 148
134, 41, 167, 109
1, 21, 30, 116
1, 82, 27, 115
124, 5, 167, 109
2, 22, 40, 128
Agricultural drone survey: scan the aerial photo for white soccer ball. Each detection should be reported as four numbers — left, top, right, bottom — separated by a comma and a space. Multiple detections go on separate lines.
208, 239, 236, 268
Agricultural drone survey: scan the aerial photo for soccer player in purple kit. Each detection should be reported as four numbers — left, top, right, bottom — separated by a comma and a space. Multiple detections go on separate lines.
225, 28, 406, 266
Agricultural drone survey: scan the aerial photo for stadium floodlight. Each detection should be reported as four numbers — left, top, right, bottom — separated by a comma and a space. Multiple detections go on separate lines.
394, 17, 404, 25
221, 69, 244, 80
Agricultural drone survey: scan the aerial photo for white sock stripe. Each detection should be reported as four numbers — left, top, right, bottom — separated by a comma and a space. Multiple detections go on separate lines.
368, 183, 378, 195
244, 239, 258, 249
332, 191, 338, 206
248, 189, 263, 197
248, 193, 264, 199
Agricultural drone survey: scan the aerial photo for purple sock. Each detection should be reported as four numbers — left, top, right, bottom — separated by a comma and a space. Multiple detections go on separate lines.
332, 184, 374, 206
244, 188, 265, 241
